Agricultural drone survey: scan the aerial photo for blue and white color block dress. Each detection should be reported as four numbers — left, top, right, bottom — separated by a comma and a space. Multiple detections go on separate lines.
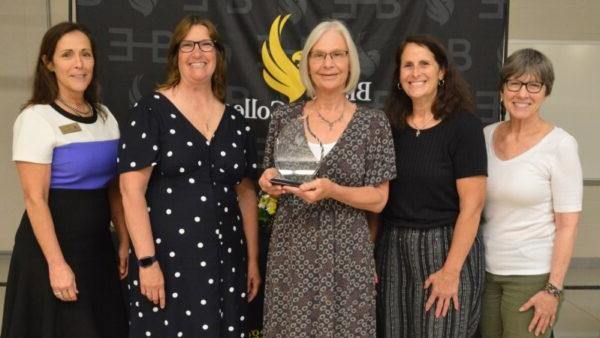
1, 103, 127, 338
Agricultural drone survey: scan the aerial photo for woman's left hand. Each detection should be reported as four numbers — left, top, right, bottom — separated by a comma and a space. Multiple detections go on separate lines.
519, 291, 559, 336
247, 259, 261, 302
283, 178, 335, 203
424, 268, 460, 318
117, 241, 129, 279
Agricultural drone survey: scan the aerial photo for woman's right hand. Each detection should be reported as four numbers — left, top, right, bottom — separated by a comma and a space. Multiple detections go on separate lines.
258, 167, 285, 197
49, 261, 78, 302
139, 262, 166, 309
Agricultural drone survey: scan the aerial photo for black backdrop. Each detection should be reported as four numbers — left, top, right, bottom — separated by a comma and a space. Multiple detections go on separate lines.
76, 0, 508, 335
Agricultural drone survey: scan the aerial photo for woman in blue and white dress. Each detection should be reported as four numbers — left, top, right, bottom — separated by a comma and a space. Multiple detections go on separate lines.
1, 22, 128, 338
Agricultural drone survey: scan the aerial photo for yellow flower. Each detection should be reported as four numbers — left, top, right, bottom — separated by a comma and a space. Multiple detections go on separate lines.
266, 198, 277, 215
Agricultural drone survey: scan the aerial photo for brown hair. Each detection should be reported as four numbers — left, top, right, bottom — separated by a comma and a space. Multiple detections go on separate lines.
24, 21, 106, 118
157, 16, 226, 102
384, 34, 474, 130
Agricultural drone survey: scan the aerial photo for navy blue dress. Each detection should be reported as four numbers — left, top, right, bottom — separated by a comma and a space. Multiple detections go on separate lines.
118, 93, 258, 338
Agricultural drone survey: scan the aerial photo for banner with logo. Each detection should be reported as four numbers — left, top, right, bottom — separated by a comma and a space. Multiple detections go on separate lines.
77, 1, 507, 335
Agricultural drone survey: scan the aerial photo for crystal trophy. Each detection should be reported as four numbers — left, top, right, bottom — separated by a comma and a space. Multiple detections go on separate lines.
271, 117, 323, 187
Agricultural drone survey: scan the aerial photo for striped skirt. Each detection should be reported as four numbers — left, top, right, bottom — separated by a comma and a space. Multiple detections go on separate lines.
375, 223, 484, 338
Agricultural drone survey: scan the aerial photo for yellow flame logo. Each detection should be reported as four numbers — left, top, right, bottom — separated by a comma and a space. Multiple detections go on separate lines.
261, 14, 304, 102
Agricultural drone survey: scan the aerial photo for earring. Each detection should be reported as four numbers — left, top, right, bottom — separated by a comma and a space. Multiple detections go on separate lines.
438, 79, 445, 87
397, 82, 402, 91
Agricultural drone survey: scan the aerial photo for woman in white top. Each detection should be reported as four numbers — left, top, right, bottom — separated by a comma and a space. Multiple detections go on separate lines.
480, 48, 583, 338
2, 22, 128, 338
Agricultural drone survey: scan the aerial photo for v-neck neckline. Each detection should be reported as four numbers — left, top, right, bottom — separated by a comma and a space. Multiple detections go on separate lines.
155, 91, 226, 144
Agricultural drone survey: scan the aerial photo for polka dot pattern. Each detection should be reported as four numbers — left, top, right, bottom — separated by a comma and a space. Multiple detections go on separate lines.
118, 93, 259, 337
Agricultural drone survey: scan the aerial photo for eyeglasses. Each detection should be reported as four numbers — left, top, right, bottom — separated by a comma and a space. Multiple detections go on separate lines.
505, 80, 544, 93
179, 39, 217, 53
309, 50, 349, 63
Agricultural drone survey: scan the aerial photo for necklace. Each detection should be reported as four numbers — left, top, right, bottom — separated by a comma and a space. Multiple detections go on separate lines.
411, 113, 435, 137
200, 114, 214, 136
194, 106, 222, 140
315, 107, 345, 131
57, 96, 92, 117
305, 114, 326, 161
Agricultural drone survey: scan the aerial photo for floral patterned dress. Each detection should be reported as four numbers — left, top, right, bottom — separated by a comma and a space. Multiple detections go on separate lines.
262, 101, 396, 337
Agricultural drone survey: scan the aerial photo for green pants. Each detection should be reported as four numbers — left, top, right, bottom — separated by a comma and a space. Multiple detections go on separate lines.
480, 272, 562, 338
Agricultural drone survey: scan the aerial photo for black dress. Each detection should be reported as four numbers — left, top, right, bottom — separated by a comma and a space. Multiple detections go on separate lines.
2, 104, 127, 338
118, 93, 258, 338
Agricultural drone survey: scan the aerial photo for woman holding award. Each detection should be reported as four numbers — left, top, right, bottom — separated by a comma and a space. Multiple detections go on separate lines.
258, 20, 396, 337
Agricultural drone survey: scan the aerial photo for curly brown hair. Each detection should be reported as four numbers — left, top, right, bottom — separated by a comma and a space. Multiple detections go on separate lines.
384, 34, 474, 130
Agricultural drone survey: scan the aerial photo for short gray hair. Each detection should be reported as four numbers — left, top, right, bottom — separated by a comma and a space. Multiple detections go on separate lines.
298, 20, 360, 98
500, 48, 555, 96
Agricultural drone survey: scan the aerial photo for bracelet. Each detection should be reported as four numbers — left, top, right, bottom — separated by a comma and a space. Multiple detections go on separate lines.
543, 282, 563, 298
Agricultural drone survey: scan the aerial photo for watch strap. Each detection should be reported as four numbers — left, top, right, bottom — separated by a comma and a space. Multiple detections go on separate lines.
138, 255, 157, 268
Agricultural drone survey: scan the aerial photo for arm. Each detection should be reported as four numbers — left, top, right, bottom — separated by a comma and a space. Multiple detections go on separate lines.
519, 134, 583, 335
424, 175, 486, 317
234, 178, 261, 302
120, 167, 165, 308
108, 178, 130, 279
520, 212, 580, 335
16, 162, 78, 301
549, 212, 579, 289
283, 179, 390, 213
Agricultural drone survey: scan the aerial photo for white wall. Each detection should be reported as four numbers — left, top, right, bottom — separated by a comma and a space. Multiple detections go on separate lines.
507, 0, 600, 259
0, 1, 68, 251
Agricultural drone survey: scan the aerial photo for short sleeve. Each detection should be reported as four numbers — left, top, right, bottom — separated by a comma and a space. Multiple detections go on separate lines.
364, 110, 397, 186
550, 133, 583, 212
262, 104, 285, 169
242, 119, 259, 179
451, 113, 487, 178
13, 108, 56, 163
118, 99, 161, 173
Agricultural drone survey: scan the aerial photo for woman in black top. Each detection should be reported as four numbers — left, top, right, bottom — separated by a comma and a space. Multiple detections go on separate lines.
376, 35, 487, 337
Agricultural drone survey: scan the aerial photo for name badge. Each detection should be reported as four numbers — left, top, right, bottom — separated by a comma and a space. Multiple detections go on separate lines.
59, 123, 82, 134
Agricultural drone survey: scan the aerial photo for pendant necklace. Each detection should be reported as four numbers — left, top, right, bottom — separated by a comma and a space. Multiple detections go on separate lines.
412, 114, 435, 137
315, 103, 345, 131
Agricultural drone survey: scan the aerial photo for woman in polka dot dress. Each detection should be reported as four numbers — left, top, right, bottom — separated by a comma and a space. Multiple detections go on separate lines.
118, 16, 260, 338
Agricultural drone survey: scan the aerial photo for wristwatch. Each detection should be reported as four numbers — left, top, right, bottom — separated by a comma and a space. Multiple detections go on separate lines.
543, 282, 563, 298
137, 255, 157, 268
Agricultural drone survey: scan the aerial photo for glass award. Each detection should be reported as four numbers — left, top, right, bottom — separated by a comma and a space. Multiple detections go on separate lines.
271, 117, 323, 187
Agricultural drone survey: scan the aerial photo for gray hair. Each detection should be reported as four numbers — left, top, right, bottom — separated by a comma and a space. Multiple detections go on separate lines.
500, 48, 555, 96
298, 20, 360, 98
